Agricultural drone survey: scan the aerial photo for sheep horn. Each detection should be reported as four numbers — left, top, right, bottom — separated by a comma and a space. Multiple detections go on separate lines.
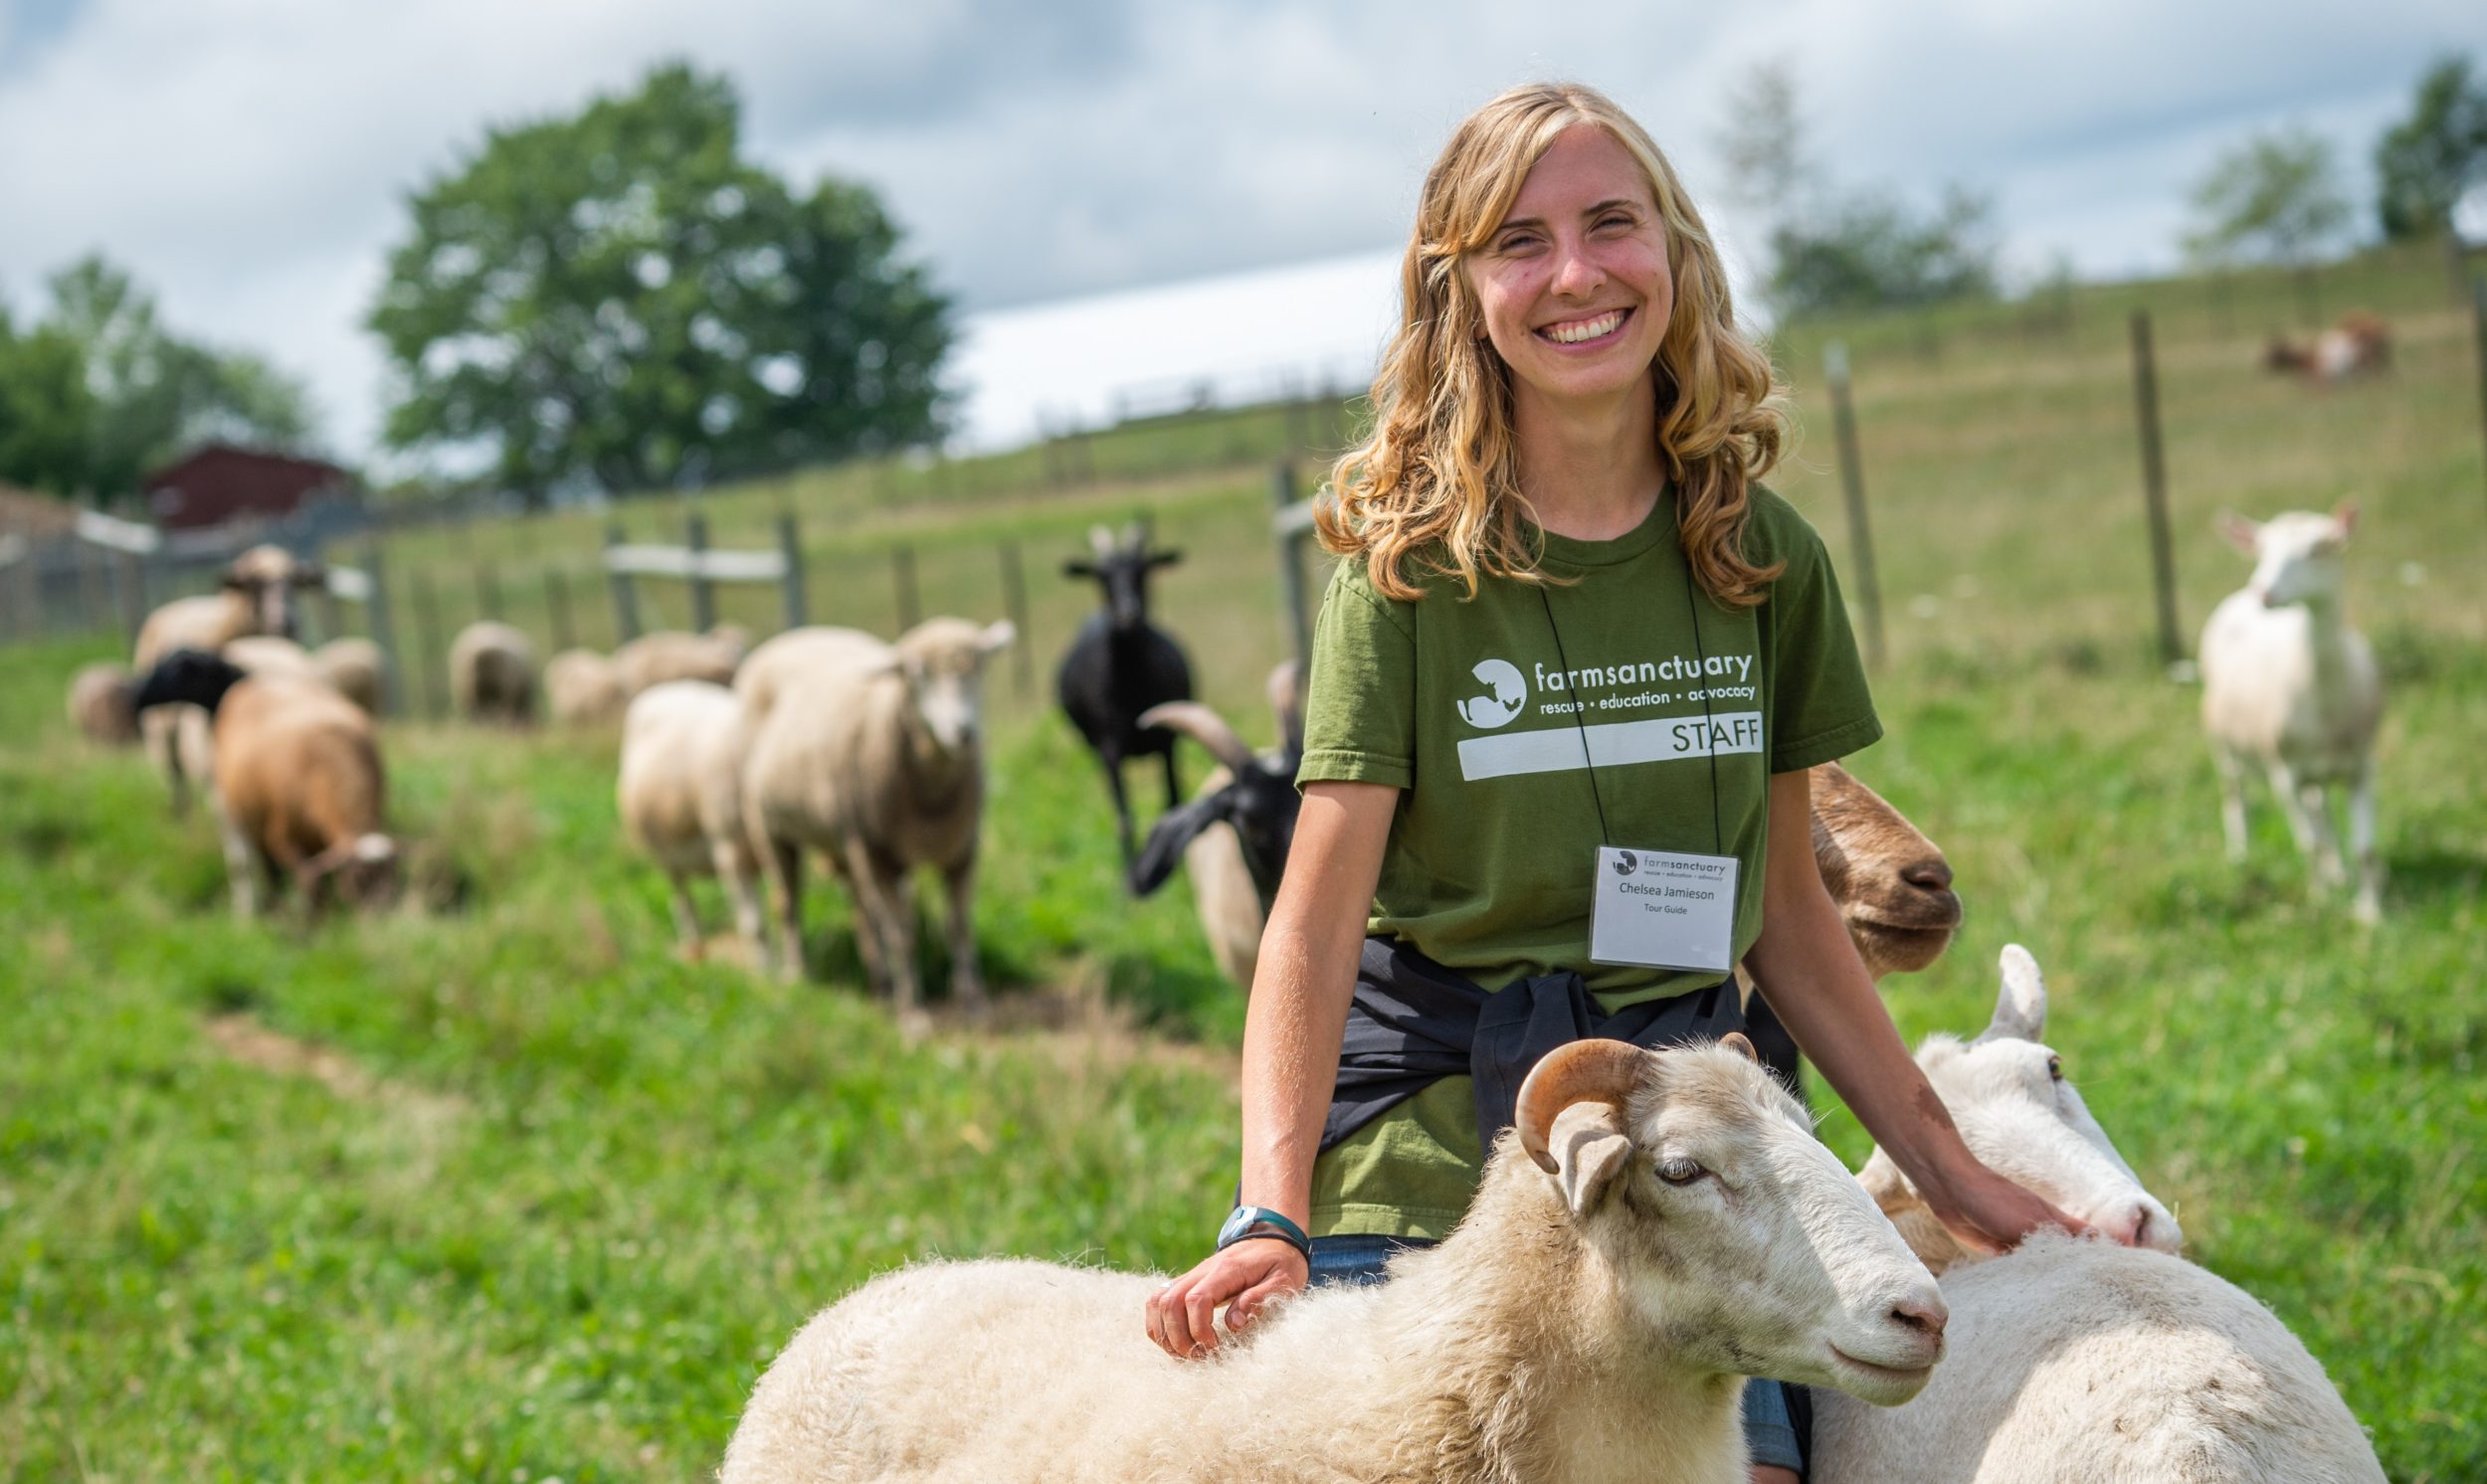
1139, 701, 1254, 774
1087, 525, 1116, 559
1516, 1038, 1646, 1175
1266, 660, 1304, 754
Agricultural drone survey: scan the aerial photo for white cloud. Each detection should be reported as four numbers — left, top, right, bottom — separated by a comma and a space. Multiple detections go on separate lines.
2, 0, 2481, 466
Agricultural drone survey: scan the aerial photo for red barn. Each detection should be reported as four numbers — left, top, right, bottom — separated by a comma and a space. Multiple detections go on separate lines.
142, 445, 357, 532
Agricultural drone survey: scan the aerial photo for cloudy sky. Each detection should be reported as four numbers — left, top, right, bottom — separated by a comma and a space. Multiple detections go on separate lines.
3, 0, 2482, 461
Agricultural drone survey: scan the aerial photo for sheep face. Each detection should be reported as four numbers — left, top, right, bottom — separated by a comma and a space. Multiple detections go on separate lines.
1810, 763, 1961, 977
311, 834, 403, 912
1526, 1041, 1948, 1407
2221, 507, 2355, 610
1906, 946, 2182, 1255
222, 544, 324, 640
895, 619, 1016, 753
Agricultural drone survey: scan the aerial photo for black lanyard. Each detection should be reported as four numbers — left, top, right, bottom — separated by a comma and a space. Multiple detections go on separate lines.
1533, 520, 1727, 856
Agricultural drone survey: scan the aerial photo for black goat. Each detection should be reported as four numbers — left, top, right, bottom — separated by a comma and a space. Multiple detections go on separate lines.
1129, 665, 1304, 990
1056, 523, 1195, 864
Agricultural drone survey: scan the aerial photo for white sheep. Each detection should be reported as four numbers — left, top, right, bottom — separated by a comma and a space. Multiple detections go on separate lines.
132, 543, 324, 814
1812, 946, 2384, 1483
721, 1036, 1949, 1484
131, 649, 398, 919
2200, 505, 2386, 922
311, 637, 386, 715
617, 679, 762, 956
545, 648, 626, 726
612, 624, 750, 697
737, 619, 1015, 1017
67, 661, 139, 746
448, 620, 537, 725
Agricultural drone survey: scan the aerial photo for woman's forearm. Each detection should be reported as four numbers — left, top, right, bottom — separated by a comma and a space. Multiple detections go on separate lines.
1234, 781, 1399, 1227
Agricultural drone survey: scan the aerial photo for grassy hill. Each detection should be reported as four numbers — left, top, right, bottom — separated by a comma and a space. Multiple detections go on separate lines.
4, 243, 2483, 1480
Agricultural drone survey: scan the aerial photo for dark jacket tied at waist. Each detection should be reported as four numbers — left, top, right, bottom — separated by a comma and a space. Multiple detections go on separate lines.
1320, 935, 1745, 1160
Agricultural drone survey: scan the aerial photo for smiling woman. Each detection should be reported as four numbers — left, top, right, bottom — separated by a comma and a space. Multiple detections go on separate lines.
1142, 81, 2095, 1484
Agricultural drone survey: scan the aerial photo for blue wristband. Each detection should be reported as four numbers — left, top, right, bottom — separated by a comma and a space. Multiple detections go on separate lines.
1216, 1205, 1312, 1257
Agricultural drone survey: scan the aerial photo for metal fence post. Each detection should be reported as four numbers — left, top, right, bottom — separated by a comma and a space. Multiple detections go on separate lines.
2129, 310, 2184, 666
1823, 342, 1886, 669
1272, 461, 1312, 670
685, 508, 716, 632
776, 511, 808, 633
362, 540, 402, 717
605, 520, 642, 642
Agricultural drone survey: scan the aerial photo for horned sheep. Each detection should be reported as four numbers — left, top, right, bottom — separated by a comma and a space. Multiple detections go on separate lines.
617, 679, 762, 955
448, 620, 537, 725
2200, 505, 2385, 921
737, 619, 1015, 1016
721, 1037, 1949, 1484
1812, 946, 2383, 1483
131, 649, 399, 919
132, 543, 324, 814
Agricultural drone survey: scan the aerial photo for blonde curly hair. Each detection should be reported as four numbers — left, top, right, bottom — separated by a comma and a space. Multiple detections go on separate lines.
1317, 82, 1788, 607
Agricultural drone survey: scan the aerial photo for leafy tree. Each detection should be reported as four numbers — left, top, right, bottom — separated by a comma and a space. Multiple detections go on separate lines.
1712, 60, 1998, 317
369, 63, 952, 505
2182, 126, 2354, 270
2374, 55, 2487, 240
0, 257, 315, 501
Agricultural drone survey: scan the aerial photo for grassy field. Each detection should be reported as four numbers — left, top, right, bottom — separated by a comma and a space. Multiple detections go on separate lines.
5, 249, 2485, 1481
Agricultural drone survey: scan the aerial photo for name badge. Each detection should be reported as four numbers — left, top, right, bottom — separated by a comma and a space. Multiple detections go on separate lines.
1589, 846, 1739, 972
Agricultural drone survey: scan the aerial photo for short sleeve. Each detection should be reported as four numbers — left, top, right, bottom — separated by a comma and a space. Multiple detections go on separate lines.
1297, 561, 1417, 791
1761, 497, 1882, 773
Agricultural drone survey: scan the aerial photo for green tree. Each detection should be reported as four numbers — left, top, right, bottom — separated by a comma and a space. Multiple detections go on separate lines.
2182, 126, 2354, 270
2374, 55, 2487, 240
369, 63, 952, 505
0, 257, 315, 501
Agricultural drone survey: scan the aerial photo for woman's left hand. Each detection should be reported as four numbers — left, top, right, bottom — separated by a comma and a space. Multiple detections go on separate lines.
1919, 1158, 2090, 1257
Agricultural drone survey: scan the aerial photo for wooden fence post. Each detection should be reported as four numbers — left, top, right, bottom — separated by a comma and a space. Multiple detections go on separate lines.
685, 508, 716, 632
362, 540, 402, 717
605, 520, 643, 643
410, 571, 445, 719
999, 540, 1033, 699
1823, 342, 1886, 669
1272, 461, 1312, 670
2129, 310, 2184, 667
2471, 277, 2487, 519
546, 566, 576, 654
776, 511, 808, 632
892, 544, 920, 632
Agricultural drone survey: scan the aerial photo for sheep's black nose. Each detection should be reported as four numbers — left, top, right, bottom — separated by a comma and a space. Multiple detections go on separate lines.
1900, 857, 1953, 893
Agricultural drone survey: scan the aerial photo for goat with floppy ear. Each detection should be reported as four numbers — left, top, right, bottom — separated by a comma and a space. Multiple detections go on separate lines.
1055, 522, 1196, 867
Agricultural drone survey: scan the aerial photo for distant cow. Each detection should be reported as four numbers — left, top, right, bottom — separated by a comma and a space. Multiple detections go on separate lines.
2263, 312, 2391, 384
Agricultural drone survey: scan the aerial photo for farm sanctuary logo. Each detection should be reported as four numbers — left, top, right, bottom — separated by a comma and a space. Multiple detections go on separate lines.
1452, 646, 1765, 783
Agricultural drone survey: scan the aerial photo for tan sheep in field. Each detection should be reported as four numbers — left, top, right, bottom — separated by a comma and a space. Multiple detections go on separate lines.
132, 543, 325, 814
617, 679, 762, 955
1812, 946, 2383, 1483
312, 638, 386, 715
67, 662, 139, 745
737, 619, 1014, 1016
546, 649, 626, 726
448, 620, 537, 724
720, 1037, 1949, 1484
613, 624, 750, 697
131, 649, 398, 919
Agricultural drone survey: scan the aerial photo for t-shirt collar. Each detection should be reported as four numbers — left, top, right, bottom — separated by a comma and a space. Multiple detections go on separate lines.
1528, 482, 1676, 572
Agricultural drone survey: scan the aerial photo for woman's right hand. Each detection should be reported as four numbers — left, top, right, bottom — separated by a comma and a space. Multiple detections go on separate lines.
1143, 1238, 1308, 1359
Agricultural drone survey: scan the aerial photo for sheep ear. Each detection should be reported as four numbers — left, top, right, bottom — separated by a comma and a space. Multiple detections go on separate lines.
1546, 1101, 1634, 1217
1981, 944, 2047, 1043
978, 620, 1016, 654
1148, 548, 1184, 569
1129, 791, 1231, 896
1720, 1031, 1759, 1062
2215, 511, 2261, 554
1061, 559, 1096, 579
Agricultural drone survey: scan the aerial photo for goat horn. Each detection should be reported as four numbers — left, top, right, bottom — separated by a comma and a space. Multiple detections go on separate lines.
1087, 525, 1115, 559
1515, 1039, 1646, 1175
1139, 701, 1253, 773
1266, 660, 1304, 753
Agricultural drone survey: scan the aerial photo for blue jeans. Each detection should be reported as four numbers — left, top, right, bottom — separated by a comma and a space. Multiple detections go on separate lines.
1306, 1233, 1807, 1477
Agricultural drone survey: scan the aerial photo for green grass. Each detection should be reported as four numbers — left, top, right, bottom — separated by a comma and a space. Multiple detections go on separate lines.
7, 245, 2486, 1480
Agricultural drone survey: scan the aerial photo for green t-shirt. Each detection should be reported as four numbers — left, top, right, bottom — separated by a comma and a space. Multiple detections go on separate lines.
1295, 485, 1880, 1238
